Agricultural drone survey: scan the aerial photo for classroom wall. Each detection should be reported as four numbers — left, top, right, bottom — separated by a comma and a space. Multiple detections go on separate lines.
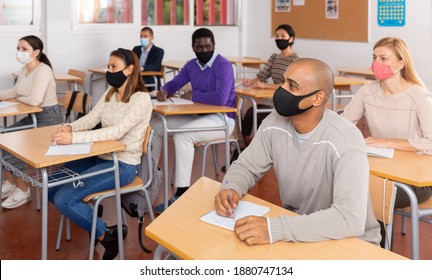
244, 0, 432, 89
1, 0, 431, 96
0, 0, 241, 100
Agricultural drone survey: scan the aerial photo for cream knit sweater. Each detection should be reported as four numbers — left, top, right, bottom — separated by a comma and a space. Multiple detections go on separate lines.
69, 88, 152, 165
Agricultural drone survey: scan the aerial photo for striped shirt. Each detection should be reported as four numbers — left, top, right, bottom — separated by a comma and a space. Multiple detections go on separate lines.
257, 53, 299, 84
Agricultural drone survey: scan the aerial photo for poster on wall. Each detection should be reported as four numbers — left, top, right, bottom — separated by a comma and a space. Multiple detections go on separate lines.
276, 0, 291, 12
293, 0, 305, 6
325, 0, 338, 19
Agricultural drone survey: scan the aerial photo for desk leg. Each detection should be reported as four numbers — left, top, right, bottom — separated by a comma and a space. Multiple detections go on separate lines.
251, 98, 258, 136
394, 182, 419, 260
89, 73, 95, 97
224, 114, 230, 171
112, 152, 124, 260
41, 168, 49, 260
30, 113, 38, 129
153, 245, 180, 260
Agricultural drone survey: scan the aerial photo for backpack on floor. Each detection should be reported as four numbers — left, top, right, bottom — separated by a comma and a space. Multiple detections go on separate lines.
120, 154, 162, 253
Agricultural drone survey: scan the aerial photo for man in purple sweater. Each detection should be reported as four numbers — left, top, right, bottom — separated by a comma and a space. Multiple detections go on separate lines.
151, 28, 236, 212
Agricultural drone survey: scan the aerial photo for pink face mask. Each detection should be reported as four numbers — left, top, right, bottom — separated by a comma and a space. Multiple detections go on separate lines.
371, 61, 399, 81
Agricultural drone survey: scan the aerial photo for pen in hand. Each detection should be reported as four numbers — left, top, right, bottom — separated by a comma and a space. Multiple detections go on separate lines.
226, 180, 235, 219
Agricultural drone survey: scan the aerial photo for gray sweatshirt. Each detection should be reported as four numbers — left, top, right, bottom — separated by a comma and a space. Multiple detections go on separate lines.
224, 109, 381, 245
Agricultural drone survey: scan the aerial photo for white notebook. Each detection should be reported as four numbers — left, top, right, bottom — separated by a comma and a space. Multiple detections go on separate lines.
152, 97, 193, 105
45, 142, 93, 156
366, 146, 394, 159
200, 201, 270, 231
0, 101, 18, 109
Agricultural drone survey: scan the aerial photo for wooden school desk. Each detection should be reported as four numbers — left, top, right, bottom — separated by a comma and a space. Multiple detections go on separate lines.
162, 60, 186, 77
145, 176, 407, 260
88, 67, 164, 97
0, 99, 42, 132
369, 150, 432, 260
332, 75, 370, 111
225, 56, 267, 79
0, 125, 125, 259
337, 66, 375, 80
152, 102, 237, 210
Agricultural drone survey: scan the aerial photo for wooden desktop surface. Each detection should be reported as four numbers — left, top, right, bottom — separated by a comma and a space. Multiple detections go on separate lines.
0, 99, 42, 117
145, 176, 407, 260
225, 56, 267, 66
12, 72, 81, 83
152, 102, 237, 116
88, 67, 163, 77
338, 66, 374, 78
0, 125, 125, 168
368, 150, 432, 187
162, 60, 186, 70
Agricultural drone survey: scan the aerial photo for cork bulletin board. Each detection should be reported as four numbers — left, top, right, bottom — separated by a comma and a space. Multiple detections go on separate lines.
272, 0, 369, 42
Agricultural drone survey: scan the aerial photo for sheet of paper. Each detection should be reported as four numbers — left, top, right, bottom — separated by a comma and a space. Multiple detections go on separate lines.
152, 97, 193, 105
200, 200, 270, 231
366, 146, 394, 159
0, 101, 18, 109
45, 142, 93, 156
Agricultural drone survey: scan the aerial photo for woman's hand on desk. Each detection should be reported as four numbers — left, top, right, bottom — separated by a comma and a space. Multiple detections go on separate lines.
214, 189, 240, 217
234, 216, 270, 246
51, 129, 72, 145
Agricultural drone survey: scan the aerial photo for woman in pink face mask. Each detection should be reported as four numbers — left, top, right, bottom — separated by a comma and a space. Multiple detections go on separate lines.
342, 37, 432, 211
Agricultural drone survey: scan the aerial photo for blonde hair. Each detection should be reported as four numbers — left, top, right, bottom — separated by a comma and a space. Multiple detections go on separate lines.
374, 37, 425, 88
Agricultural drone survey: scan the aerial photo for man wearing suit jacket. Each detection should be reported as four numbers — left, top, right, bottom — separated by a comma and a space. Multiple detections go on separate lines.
132, 26, 164, 90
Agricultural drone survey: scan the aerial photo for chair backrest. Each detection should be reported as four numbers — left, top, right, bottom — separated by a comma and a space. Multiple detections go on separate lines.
68, 69, 86, 87
369, 174, 396, 225
142, 125, 152, 155
64, 90, 92, 115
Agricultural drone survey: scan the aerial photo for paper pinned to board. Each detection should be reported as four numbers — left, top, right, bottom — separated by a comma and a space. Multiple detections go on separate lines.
0, 101, 18, 109
45, 142, 93, 156
366, 146, 394, 159
152, 97, 193, 105
200, 201, 270, 231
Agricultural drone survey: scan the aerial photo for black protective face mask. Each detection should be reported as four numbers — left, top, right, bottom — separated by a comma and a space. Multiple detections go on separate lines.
273, 86, 320, 117
106, 69, 128, 88
275, 39, 293, 50
195, 50, 214, 65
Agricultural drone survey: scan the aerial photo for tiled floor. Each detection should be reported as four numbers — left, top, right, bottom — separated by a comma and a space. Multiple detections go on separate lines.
0, 139, 431, 260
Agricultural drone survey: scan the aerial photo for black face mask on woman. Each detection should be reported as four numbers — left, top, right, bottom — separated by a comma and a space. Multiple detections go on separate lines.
275, 39, 293, 50
195, 50, 214, 65
106, 69, 128, 88
273, 86, 320, 117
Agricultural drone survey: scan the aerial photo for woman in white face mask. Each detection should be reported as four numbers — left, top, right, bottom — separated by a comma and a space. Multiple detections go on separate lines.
0, 35, 63, 209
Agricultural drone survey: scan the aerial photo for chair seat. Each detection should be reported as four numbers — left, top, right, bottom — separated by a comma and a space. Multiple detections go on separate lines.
194, 135, 237, 147
82, 176, 143, 203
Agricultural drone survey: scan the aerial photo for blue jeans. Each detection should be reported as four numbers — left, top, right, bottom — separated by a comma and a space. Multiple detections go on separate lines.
48, 157, 138, 238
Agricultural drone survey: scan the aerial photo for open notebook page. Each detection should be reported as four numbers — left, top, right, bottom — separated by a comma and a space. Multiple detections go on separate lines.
366, 146, 394, 159
45, 142, 93, 156
200, 200, 270, 231
0, 101, 18, 109
152, 97, 193, 105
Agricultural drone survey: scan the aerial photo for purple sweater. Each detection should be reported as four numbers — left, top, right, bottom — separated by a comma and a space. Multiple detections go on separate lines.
163, 54, 236, 119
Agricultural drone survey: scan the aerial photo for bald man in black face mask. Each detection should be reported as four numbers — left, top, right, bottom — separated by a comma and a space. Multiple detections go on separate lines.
214, 58, 381, 247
